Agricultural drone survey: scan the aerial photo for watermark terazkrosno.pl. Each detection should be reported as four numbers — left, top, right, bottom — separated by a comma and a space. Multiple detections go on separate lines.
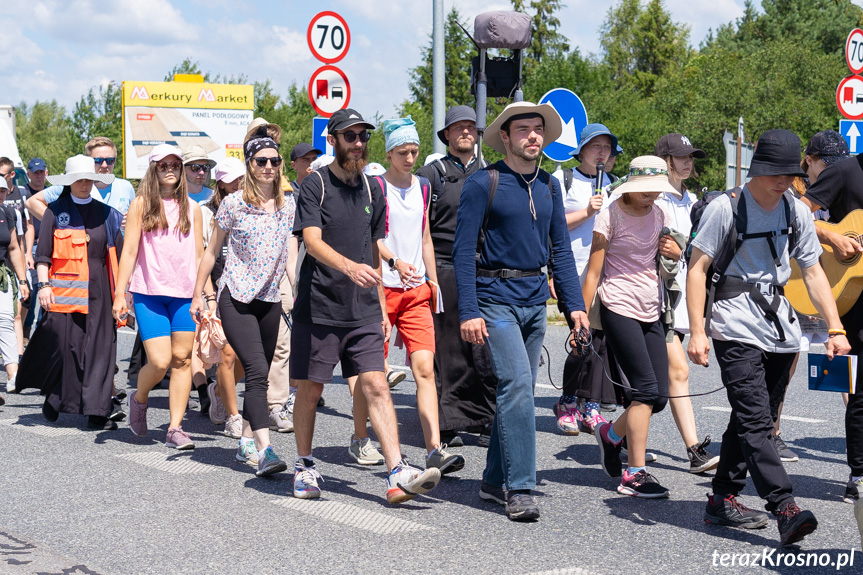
712, 548, 856, 569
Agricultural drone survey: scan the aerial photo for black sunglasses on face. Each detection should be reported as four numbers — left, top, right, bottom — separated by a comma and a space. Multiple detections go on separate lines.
92, 157, 116, 165
252, 157, 283, 167
187, 164, 211, 173
339, 130, 371, 143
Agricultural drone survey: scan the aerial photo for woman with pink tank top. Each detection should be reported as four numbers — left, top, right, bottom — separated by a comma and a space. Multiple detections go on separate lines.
112, 144, 209, 449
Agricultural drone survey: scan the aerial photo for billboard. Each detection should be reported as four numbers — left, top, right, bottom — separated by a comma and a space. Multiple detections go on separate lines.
121, 80, 255, 179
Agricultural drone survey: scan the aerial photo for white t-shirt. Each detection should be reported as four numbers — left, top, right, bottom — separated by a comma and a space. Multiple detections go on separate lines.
381, 178, 426, 289
552, 168, 612, 277
656, 189, 697, 332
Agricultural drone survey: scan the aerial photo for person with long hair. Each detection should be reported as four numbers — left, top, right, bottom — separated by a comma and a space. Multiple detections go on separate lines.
190, 126, 296, 476
113, 144, 205, 449
17, 155, 121, 429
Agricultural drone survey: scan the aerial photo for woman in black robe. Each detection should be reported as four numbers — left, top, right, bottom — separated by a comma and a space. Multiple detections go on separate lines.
17, 155, 124, 430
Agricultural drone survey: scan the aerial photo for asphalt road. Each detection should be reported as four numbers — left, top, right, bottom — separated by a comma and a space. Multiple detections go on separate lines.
1, 324, 861, 575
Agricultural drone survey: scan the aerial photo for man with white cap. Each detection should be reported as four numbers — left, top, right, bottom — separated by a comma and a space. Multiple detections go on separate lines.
182, 145, 217, 204
416, 105, 496, 449
453, 101, 588, 521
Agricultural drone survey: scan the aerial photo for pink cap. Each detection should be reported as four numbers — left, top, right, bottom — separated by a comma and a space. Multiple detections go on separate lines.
214, 157, 245, 183
148, 144, 183, 163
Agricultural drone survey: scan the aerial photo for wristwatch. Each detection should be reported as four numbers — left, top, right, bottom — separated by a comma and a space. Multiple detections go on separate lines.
36, 281, 51, 291
388, 256, 399, 270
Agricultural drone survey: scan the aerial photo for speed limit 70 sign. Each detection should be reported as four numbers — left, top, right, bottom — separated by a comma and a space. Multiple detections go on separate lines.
307, 11, 351, 64
847, 29, 863, 74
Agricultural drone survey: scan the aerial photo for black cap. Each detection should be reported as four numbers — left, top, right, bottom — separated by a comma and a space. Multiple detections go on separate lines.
290, 142, 322, 162
327, 109, 375, 134
654, 133, 706, 159
804, 130, 850, 166
747, 129, 807, 178
437, 105, 477, 145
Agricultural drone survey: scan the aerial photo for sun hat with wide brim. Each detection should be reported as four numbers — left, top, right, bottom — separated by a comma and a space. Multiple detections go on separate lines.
608, 155, 680, 198
182, 144, 217, 168
747, 129, 807, 178
484, 101, 562, 156
47, 155, 114, 187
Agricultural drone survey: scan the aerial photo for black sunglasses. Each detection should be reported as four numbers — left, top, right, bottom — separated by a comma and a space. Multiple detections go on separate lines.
339, 130, 371, 143
252, 157, 283, 167
92, 157, 116, 165
187, 164, 211, 173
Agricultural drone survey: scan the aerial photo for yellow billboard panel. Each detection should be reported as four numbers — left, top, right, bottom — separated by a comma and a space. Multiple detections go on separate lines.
122, 81, 254, 110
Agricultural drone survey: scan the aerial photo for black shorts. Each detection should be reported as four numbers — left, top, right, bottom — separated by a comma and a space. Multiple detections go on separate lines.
290, 321, 385, 383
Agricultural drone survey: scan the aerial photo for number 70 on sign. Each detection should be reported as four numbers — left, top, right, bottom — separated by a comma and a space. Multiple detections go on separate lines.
846, 29, 863, 74
307, 11, 351, 64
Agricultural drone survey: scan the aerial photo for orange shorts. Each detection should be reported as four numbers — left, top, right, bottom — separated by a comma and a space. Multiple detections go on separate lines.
384, 283, 435, 357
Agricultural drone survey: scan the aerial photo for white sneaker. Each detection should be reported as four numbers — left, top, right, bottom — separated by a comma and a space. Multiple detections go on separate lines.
293, 457, 323, 499
348, 435, 384, 465
235, 440, 258, 467
223, 414, 242, 439
6, 373, 16, 394
269, 405, 294, 433
386, 458, 441, 503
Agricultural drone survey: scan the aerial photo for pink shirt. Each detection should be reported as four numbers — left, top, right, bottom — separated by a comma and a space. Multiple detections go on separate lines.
593, 200, 668, 322
130, 198, 197, 298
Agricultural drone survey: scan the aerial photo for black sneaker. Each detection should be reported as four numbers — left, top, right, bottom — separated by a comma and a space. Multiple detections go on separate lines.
776, 501, 818, 546
87, 415, 118, 430
109, 406, 126, 422
688, 436, 720, 474
844, 475, 862, 504
317, 396, 325, 407
479, 481, 507, 505
505, 491, 540, 521
773, 434, 799, 462
440, 429, 464, 448
477, 424, 491, 448
595, 422, 623, 478
704, 493, 769, 529
617, 469, 669, 498
197, 384, 211, 415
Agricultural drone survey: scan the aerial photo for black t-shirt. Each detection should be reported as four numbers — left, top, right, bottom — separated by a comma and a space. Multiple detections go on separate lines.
804, 155, 863, 222
3, 185, 28, 236
292, 166, 387, 327
0, 205, 15, 263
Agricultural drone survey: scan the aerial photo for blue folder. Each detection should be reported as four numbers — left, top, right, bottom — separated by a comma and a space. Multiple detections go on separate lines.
808, 353, 857, 394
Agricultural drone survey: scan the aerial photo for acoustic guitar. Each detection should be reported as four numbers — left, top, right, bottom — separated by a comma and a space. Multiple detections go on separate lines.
786, 209, 863, 317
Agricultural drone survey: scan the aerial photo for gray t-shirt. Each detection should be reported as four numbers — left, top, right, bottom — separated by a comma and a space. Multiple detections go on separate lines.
692, 187, 821, 352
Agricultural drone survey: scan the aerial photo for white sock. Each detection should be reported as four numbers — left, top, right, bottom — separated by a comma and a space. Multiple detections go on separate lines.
258, 446, 270, 458
296, 455, 314, 466
240, 436, 254, 445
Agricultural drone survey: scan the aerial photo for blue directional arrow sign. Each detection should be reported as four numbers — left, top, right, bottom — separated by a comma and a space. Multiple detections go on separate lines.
313, 116, 333, 157
538, 88, 589, 163
840, 119, 863, 155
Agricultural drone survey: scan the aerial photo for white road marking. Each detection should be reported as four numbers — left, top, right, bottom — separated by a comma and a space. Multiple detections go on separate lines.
0, 418, 85, 437
526, 568, 603, 575
702, 406, 824, 424
271, 497, 433, 535
115, 451, 210, 474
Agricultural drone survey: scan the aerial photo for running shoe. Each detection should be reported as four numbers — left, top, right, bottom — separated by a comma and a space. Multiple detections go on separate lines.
426, 445, 465, 475
580, 408, 607, 434
207, 381, 226, 424
776, 502, 818, 546
165, 427, 195, 450
286, 390, 296, 415
386, 458, 441, 503
617, 469, 669, 498
552, 401, 581, 435
197, 383, 211, 415
773, 434, 799, 463
128, 393, 148, 436
109, 405, 126, 422
440, 429, 464, 448
348, 436, 385, 465
293, 458, 323, 499
256, 446, 288, 477
236, 440, 259, 467
386, 370, 406, 389
479, 481, 507, 505
223, 414, 242, 439
268, 405, 294, 433
844, 475, 862, 504
595, 422, 623, 478
87, 415, 118, 430
620, 446, 658, 464
687, 436, 720, 474
704, 493, 769, 529
505, 491, 540, 521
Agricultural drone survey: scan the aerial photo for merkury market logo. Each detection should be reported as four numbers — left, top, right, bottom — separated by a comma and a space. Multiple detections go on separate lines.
128, 85, 249, 105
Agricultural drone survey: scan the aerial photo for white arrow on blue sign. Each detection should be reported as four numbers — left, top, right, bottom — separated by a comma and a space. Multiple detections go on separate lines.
538, 88, 589, 163
840, 120, 863, 155
313, 117, 333, 157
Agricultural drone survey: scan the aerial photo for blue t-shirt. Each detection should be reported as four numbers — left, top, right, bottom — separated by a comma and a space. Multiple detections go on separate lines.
189, 187, 213, 204
42, 178, 136, 215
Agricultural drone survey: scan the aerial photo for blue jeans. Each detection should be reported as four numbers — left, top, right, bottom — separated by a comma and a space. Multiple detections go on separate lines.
479, 298, 546, 492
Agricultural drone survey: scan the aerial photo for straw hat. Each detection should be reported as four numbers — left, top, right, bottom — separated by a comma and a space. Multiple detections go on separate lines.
47, 155, 114, 186
609, 155, 679, 198
484, 101, 562, 156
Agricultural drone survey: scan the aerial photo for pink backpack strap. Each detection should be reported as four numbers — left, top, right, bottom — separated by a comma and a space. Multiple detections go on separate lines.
417, 175, 431, 234
372, 175, 388, 236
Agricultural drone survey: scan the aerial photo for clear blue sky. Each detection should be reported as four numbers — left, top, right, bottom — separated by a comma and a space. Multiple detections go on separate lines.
3, 0, 756, 119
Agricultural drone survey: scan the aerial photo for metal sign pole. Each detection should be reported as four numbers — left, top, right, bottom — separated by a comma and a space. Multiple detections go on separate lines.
476, 48, 488, 166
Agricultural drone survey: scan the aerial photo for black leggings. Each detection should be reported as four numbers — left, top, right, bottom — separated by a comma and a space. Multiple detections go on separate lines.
218, 287, 281, 431
600, 303, 669, 413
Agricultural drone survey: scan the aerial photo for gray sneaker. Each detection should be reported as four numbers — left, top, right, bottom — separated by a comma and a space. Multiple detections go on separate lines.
256, 446, 288, 477
426, 445, 465, 475
223, 414, 242, 439
348, 436, 384, 465
236, 440, 259, 467
386, 370, 406, 389
268, 405, 294, 433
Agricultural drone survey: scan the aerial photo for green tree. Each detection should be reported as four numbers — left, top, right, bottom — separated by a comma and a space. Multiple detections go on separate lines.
15, 101, 75, 173
69, 82, 123, 174
163, 57, 248, 85
512, 0, 570, 74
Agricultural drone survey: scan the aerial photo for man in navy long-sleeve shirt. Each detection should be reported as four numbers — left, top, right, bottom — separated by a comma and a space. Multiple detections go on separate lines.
453, 102, 588, 522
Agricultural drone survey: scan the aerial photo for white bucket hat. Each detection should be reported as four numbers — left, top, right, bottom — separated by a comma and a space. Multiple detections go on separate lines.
214, 157, 245, 184
608, 155, 680, 198
484, 101, 562, 156
47, 155, 114, 186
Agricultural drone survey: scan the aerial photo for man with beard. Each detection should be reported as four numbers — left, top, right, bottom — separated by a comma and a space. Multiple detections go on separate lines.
290, 108, 441, 503
416, 106, 496, 448
454, 102, 588, 521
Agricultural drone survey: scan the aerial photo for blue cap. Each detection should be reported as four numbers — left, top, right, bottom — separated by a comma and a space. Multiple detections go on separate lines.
613, 144, 623, 156
28, 158, 46, 172
570, 124, 619, 157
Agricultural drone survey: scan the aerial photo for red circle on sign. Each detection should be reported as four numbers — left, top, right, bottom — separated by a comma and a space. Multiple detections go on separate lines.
837, 75, 863, 120
847, 29, 863, 75
307, 11, 351, 64
308, 65, 351, 118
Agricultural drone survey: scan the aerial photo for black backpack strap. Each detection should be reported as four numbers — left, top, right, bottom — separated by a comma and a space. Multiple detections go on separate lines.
476, 167, 499, 261
703, 187, 742, 336
563, 168, 573, 192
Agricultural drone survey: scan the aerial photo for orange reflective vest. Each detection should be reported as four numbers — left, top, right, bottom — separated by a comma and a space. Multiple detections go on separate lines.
48, 196, 123, 316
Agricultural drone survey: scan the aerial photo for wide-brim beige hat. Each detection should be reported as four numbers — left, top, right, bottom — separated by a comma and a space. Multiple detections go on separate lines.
484, 101, 562, 156
609, 155, 680, 198
182, 144, 217, 167
47, 154, 114, 187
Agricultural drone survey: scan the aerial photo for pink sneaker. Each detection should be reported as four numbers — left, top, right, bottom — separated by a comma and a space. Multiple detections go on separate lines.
552, 402, 581, 435
581, 409, 608, 434
128, 393, 148, 436
166, 427, 195, 450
